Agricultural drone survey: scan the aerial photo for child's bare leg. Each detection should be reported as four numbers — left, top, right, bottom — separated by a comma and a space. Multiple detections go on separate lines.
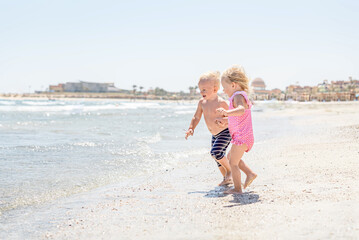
218, 165, 226, 177
239, 160, 257, 189
213, 157, 231, 186
224, 144, 246, 194
228, 151, 257, 189
217, 156, 232, 186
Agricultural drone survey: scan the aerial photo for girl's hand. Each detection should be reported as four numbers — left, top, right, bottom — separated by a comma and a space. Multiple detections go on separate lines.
216, 108, 228, 117
215, 118, 227, 128
185, 128, 194, 140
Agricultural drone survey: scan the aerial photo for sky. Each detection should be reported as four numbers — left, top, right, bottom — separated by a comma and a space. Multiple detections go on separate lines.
0, 0, 358, 93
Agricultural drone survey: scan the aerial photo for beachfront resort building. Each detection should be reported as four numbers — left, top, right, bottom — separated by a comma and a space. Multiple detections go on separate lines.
285, 85, 315, 101
285, 77, 359, 101
315, 78, 359, 101
251, 78, 285, 100
49, 81, 121, 93
269, 88, 283, 100
251, 78, 269, 100
250, 77, 358, 101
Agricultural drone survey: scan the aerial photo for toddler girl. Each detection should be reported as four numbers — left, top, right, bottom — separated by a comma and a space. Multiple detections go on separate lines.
217, 65, 257, 194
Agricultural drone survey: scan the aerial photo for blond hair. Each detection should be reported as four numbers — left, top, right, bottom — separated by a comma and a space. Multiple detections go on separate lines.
221, 65, 249, 92
199, 71, 220, 89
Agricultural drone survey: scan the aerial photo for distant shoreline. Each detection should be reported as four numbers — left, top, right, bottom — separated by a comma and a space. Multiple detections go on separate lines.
1, 92, 359, 102
0, 92, 199, 101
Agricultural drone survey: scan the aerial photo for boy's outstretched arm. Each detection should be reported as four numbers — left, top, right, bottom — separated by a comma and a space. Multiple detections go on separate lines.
185, 101, 202, 140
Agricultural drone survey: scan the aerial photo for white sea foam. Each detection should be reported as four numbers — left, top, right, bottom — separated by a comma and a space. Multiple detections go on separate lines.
21, 100, 66, 106
0, 100, 16, 105
0, 101, 196, 112
73, 142, 98, 147
116, 102, 195, 110
137, 132, 162, 144
174, 110, 194, 115
16, 121, 32, 126
170, 147, 208, 160
0, 104, 117, 112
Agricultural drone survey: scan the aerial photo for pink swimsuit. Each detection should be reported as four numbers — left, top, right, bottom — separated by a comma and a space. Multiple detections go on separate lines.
228, 91, 254, 152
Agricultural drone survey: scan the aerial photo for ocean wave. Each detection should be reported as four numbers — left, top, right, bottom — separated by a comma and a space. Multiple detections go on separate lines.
0, 101, 196, 112
116, 102, 195, 110
0, 104, 121, 112
136, 132, 162, 144
0, 100, 16, 105
21, 100, 66, 106
170, 148, 208, 160
174, 110, 194, 115
73, 142, 98, 147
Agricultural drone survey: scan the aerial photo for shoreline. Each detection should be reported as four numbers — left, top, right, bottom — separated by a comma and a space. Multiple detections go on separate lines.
1, 93, 359, 103
0, 93, 200, 101
0, 96, 199, 104
1, 95, 359, 105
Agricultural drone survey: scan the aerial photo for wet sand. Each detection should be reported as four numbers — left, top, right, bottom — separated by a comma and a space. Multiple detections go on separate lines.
35, 102, 359, 239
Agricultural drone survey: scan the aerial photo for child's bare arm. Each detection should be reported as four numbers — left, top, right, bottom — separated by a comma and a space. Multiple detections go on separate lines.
185, 101, 203, 139
215, 98, 230, 116
217, 95, 247, 117
220, 98, 230, 110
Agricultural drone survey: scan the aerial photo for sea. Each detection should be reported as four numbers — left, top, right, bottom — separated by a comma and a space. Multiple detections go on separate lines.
0, 98, 293, 238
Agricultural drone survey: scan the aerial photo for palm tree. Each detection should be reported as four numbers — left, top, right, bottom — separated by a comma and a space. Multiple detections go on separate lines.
189, 86, 194, 95
139, 86, 144, 94
132, 85, 137, 95
154, 87, 167, 96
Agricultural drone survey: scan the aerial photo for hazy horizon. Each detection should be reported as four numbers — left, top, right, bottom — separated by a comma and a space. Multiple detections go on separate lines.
1, 0, 358, 93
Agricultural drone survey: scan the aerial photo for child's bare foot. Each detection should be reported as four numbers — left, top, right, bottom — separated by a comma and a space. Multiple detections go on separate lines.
219, 177, 233, 186
224, 188, 243, 194
243, 173, 257, 189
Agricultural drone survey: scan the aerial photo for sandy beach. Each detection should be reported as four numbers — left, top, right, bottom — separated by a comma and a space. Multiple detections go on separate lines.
29, 102, 357, 240
2, 101, 359, 240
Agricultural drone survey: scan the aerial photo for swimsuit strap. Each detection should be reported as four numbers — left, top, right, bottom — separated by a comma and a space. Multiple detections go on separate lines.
230, 91, 252, 109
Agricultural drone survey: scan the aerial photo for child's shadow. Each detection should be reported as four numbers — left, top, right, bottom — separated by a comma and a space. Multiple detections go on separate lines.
224, 191, 260, 207
188, 185, 230, 198
188, 186, 260, 207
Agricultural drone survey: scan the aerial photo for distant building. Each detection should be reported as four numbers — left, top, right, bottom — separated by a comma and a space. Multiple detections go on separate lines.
317, 80, 334, 94
49, 84, 64, 92
251, 78, 270, 100
250, 78, 285, 100
285, 77, 359, 101
252, 78, 266, 90
49, 81, 121, 93
269, 88, 284, 100
285, 85, 316, 101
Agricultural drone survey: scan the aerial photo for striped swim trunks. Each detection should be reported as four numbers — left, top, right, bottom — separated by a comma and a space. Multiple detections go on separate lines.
210, 128, 232, 167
